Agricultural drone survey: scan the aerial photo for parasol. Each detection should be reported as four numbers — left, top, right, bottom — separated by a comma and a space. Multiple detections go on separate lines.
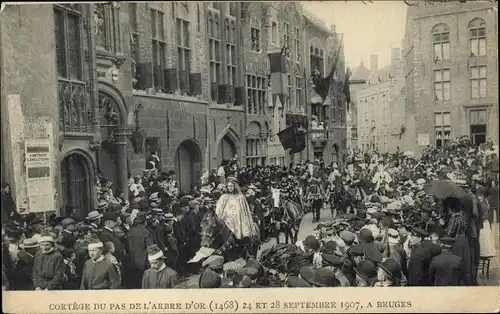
423, 180, 467, 200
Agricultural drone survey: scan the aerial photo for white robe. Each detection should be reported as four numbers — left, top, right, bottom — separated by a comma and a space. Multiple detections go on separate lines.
215, 193, 257, 240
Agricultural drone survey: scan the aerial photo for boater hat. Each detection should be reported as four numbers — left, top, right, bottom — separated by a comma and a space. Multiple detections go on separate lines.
147, 244, 165, 262
38, 230, 55, 244
19, 238, 39, 249
87, 236, 104, 250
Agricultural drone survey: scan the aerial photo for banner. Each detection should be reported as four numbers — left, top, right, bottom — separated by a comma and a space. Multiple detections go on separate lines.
24, 139, 54, 212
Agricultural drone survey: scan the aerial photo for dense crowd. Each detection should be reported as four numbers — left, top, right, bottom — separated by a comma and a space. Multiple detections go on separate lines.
1, 136, 498, 290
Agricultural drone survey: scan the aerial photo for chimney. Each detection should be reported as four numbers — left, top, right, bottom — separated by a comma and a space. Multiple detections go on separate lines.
391, 48, 401, 64
370, 55, 378, 72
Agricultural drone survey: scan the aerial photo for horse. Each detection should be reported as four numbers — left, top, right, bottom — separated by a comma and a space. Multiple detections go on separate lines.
269, 196, 304, 245
200, 211, 260, 261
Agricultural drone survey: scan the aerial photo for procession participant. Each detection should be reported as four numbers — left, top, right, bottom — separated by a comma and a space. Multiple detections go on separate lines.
428, 237, 464, 286
32, 231, 65, 290
141, 244, 179, 289
306, 174, 326, 223
215, 177, 258, 241
13, 238, 38, 290
80, 237, 121, 290
126, 212, 154, 289
98, 212, 126, 265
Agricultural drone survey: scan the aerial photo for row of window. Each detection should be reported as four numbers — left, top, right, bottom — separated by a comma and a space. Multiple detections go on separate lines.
433, 66, 487, 101
432, 19, 488, 62
434, 110, 487, 147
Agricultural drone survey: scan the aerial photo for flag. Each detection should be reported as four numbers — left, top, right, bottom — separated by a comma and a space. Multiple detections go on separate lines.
290, 130, 307, 154
311, 37, 343, 103
269, 43, 289, 107
343, 68, 351, 111
277, 124, 298, 150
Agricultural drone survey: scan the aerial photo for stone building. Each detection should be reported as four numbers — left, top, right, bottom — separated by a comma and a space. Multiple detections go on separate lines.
403, 1, 498, 155
304, 13, 347, 164
355, 50, 405, 153
348, 60, 372, 151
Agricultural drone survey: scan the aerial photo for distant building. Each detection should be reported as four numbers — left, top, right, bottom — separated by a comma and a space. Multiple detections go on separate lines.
355, 50, 405, 153
348, 60, 372, 151
403, 1, 498, 154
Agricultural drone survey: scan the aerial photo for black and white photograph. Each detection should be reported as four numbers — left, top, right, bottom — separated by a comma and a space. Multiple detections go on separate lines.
1, 0, 499, 312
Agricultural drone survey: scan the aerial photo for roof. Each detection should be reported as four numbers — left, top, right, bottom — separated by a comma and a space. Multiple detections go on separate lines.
367, 62, 399, 84
350, 61, 372, 82
303, 9, 334, 36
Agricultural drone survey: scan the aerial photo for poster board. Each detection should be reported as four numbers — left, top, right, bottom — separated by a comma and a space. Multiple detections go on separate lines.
24, 139, 54, 212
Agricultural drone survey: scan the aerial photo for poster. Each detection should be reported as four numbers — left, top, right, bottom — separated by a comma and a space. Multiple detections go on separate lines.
24, 139, 54, 212
418, 133, 430, 146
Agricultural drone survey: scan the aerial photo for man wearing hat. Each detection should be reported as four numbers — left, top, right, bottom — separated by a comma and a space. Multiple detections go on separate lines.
126, 212, 154, 289
99, 212, 126, 265
199, 269, 222, 288
32, 231, 65, 290
86, 211, 103, 231
81, 236, 121, 289
407, 227, 441, 286
142, 244, 179, 289
354, 260, 378, 287
428, 237, 464, 286
322, 254, 350, 287
13, 238, 39, 290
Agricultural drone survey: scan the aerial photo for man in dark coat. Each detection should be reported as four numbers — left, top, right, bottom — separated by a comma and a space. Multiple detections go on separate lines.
429, 237, 465, 286
1, 182, 16, 226
32, 233, 65, 290
13, 238, 39, 290
407, 228, 441, 286
126, 212, 154, 289
98, 212, 126, 265
461, 192, 480, 285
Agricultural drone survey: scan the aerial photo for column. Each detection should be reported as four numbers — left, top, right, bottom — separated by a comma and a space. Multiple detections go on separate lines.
114, 128, 130, 200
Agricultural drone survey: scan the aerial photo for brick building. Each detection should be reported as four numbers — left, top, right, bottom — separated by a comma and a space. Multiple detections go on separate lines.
0, 2, 348, 218
403, 1, 498, 155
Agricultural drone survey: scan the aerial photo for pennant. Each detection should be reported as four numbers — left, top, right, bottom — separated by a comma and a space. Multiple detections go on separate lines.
290, 130, 307, 154
311, 37, 343, 104
343, 68, 351, 111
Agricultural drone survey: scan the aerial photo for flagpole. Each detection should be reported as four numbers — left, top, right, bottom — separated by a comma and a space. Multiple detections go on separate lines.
304, 66, 310, 162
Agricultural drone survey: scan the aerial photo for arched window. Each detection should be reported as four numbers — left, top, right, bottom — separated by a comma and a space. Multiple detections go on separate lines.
432, 23, 450, 62
469, 18, 486, 57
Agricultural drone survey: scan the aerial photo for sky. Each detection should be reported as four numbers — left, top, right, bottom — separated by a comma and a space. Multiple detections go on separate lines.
302, 1, 408, 70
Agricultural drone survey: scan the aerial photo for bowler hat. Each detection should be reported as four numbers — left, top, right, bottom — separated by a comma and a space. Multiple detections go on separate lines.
354, 260, 378, 284
303, 235, 320, 251
379, 258, 403, 284
102, 211, 119, 222
199, 269, 222, 288
321, 253, 343, 267
286, 276, 311, 287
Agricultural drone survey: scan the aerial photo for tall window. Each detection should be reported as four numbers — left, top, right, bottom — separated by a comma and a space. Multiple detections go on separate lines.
470, 109, 487, 145
271, 21, 278, 44
129, 4, 139, 87
54, 5, 82, 80
151, 9, 166, 92
470, 65, 487, 99
247, 75, 266, 114
435, 112, 451, 147
177, 18, 191, 94
469, 18, 486, 57
246, 139, 264, 167
432, 24, 450, 62
339, 101, 344, 126
226, 17, 237, 100
295, 76, 302, 110
433, 69, 451, 101
284, 22, 290, 49
228, 2, 237, 16
251, 27, 260, 51
208, 9, 221, 102
294, 27, 301, 60
310, 46, 324, 75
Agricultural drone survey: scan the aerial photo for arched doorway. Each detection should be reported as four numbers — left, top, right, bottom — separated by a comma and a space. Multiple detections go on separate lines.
61, 153, 92, 220
175, 139, 202, 194
218, 135, 236, 163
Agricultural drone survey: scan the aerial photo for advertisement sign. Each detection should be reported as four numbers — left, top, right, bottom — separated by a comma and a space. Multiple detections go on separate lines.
24, 139, 54, 212
418, 133, 430, 146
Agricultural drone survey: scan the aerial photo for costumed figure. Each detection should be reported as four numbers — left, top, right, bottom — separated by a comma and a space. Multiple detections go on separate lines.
372, 164, 393, 193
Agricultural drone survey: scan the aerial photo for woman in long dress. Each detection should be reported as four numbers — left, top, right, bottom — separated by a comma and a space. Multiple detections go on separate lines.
477, 188, 496, 258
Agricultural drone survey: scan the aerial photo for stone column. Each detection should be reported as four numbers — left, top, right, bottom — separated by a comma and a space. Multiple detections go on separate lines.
114, 128, 130, 200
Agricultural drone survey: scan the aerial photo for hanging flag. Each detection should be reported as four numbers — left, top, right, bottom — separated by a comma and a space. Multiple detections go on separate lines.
277, 124, 298, 150
290, 130, 307, 154
311, 37, 343, 104
343, 67, 351, 111
268, 43, 289, 107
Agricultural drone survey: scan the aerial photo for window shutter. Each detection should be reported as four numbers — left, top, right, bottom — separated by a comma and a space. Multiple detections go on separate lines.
136, 63, 153, 90
153, 65, 162, 90
226, 85, 234, 104
211, 82, 218, 102
165, 68, 178, 93
190, 73, 202, 95
234, 86, 245, 106
217, 84, 227, 104
179, 70, 189, 94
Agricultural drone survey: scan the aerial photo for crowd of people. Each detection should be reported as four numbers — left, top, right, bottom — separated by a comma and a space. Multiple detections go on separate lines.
1, 136, 498, 290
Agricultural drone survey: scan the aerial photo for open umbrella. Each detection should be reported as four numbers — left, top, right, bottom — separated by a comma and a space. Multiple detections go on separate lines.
423, 180, 466, 200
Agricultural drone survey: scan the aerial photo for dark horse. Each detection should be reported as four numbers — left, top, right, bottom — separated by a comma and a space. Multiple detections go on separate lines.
200, 211, 260, 261
268, 198, 304, 245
